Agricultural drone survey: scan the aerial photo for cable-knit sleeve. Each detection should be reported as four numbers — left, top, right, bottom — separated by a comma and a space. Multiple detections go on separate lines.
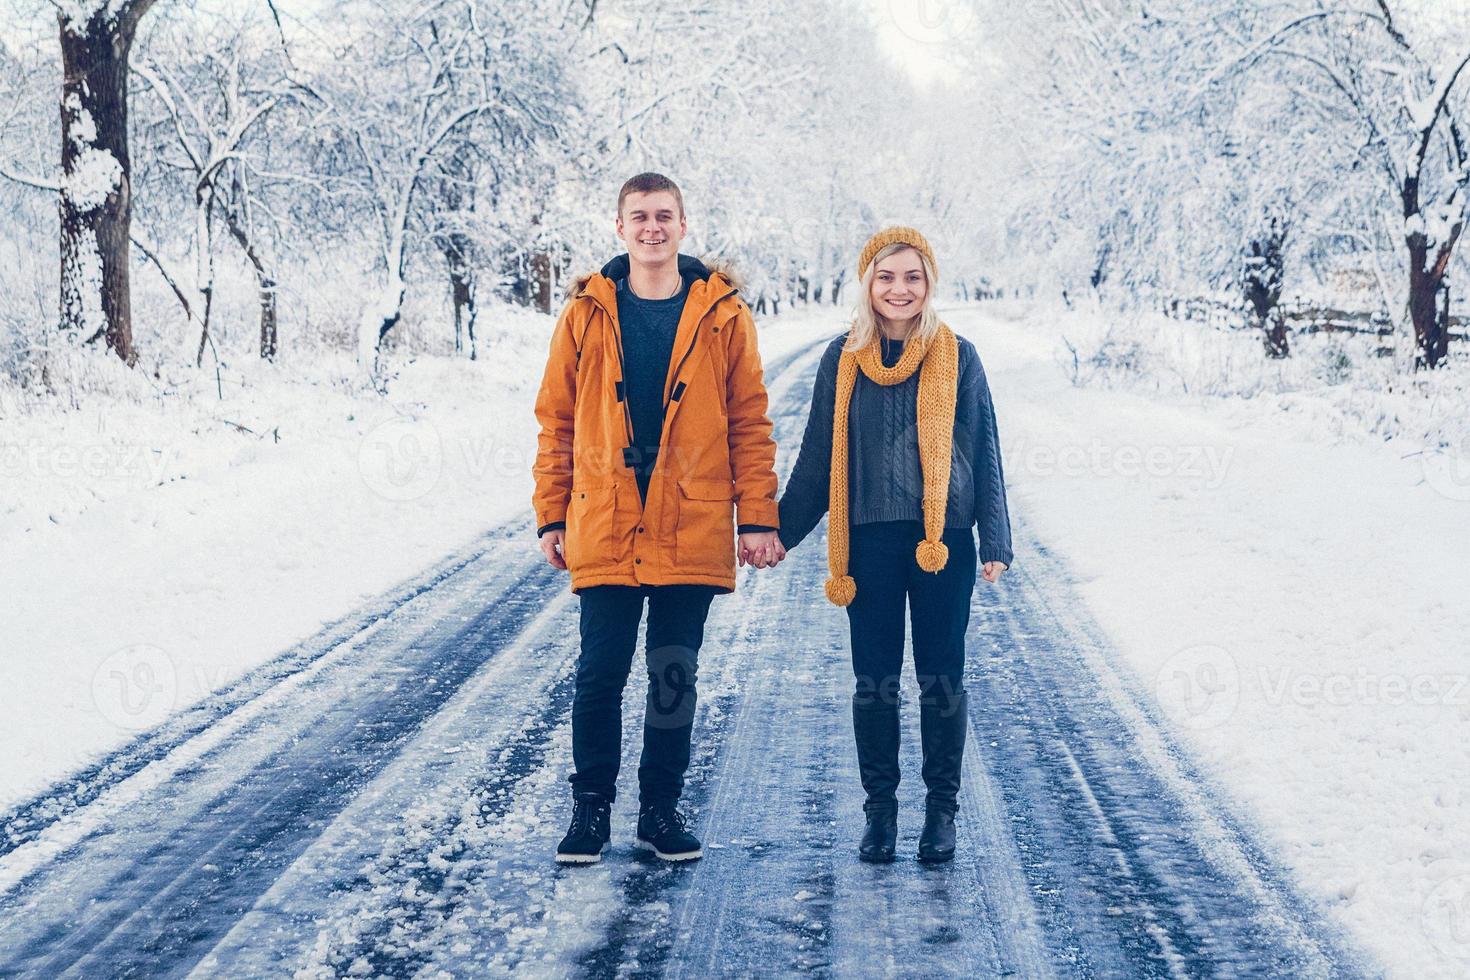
777, 339, 842, 552
972, 351, 1014, 567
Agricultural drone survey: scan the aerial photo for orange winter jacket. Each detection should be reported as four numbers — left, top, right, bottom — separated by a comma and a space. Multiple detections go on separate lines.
532, 254, 779, 593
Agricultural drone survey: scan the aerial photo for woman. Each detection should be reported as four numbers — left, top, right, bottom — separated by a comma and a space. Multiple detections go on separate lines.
775, 227, 1013, 864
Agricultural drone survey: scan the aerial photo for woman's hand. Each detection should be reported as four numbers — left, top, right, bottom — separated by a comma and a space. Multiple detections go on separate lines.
981, 561, 1007, 584
739, 532, 787, 569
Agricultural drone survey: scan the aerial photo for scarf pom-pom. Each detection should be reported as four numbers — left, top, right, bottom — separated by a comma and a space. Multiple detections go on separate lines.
825, 575, 857, 606
915, 539, 949, 573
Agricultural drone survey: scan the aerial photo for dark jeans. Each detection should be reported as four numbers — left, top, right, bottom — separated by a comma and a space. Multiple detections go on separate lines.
845, 521, 976, 707
570, 584, 716, 805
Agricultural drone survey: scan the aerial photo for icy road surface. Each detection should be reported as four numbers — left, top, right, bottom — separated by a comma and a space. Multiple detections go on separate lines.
0, 340, 1369, 978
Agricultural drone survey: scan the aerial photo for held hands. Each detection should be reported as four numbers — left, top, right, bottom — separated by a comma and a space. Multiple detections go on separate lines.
981, 561, 1007, 584
541, 528, 788, 572
738, 531, 786, 570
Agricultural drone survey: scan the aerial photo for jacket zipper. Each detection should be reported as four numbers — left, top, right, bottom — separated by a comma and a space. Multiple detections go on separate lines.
664, 287, 736, 413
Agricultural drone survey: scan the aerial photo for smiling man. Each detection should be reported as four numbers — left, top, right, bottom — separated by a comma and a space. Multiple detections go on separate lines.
532, 172, 782, 864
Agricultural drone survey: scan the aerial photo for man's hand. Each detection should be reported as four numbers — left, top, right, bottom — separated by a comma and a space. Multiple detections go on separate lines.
739, 530, 783, 569
540, 529, 567, 570
981, 561, 1007, 584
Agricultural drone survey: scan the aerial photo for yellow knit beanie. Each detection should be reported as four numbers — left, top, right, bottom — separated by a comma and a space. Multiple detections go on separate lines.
858, 226, 938, 281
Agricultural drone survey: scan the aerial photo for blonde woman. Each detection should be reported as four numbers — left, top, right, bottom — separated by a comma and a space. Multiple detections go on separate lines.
775, 227, 1013, 863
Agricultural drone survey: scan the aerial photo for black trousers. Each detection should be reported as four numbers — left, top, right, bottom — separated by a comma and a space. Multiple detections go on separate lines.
570, 584, 716, 805
845, 521, 976, 707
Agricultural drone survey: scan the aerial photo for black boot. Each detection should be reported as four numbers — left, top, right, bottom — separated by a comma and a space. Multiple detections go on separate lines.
556, 792, 612, 865
918, 690, 967, 864
852, 695, 900, 863
859, 803, 897, 863
635, 802, 703, 861
918, 808, 956, 864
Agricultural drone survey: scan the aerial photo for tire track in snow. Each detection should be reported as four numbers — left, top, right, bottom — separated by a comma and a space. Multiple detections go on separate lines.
959, 520, 1372, 977
203, 335, 837, 979
0, 527, 517, 862
0, 539, 558, 978
0, 329, 1374, 979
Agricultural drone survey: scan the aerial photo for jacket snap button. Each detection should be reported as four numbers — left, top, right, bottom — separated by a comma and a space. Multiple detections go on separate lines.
713, 327, 720, 333
635, 557, 642, 564
638, 526, 645, 533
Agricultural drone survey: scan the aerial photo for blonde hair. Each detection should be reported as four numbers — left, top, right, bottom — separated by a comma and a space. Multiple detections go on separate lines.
845, 243, 941, 352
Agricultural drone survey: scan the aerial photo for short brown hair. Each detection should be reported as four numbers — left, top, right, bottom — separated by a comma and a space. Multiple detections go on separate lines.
617, 172, 684, 217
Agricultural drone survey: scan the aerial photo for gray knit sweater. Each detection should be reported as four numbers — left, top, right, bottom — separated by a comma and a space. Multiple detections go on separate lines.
777, 332, 1014, 567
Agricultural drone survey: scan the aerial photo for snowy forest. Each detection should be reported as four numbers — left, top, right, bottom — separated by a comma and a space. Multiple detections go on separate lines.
2, 0, 1467, 390
4, 1, 1470, 978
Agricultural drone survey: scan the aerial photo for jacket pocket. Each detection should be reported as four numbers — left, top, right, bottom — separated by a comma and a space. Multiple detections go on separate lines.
675, 477, 735, 572
566, 482, 617, 572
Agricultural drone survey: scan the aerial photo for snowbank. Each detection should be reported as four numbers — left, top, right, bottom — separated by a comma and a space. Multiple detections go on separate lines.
0, 301, 840, 813
957, 300, 1470, 979
1, 304, 554, 809
4, 294, 1467, 976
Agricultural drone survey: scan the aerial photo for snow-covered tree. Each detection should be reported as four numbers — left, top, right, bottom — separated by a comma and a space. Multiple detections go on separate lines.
131, 12, 307, 363
56, 0, 160, 365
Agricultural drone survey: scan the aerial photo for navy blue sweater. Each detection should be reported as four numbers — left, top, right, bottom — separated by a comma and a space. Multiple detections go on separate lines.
777, 333, 1014, 567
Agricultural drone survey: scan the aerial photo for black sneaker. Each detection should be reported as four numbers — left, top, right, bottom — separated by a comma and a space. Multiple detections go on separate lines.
555, 793, 611, 864
635, 803, 703, 861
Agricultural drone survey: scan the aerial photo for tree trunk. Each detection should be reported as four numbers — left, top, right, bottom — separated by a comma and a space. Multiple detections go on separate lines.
441, 232, 477, 359
57, 1, 156, 365
1262, 314, 1289, 358
1407, 239, 1451, 369
221, 198, 279, 361
259, 277, 278, 360
532, 249, 553, 314
1244, 220, 1288, 358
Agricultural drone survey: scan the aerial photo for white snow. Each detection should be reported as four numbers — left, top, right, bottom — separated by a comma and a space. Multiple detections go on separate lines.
1, 304, 553, 811
59, 226, 109, 339
63, 146, 122, 212
953, 301, 1470, 980
3, 296, 1469, 976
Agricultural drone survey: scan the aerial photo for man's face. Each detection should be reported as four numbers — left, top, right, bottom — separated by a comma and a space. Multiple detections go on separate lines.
616, 190, 686, 266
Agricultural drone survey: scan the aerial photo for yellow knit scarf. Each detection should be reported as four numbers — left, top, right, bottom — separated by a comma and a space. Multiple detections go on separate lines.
825, 323, 959, 606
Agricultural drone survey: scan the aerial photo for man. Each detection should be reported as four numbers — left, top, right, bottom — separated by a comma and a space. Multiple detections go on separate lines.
533, 172, 782, 864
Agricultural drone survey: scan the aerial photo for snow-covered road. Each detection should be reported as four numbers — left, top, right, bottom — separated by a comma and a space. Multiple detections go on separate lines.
0, 338, 1370, 978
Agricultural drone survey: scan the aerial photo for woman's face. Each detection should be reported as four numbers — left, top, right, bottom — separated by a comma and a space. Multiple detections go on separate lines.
869, 247, 928, 323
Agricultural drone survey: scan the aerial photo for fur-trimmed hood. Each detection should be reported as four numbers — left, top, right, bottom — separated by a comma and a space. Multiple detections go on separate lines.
567, 253, 742, 300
